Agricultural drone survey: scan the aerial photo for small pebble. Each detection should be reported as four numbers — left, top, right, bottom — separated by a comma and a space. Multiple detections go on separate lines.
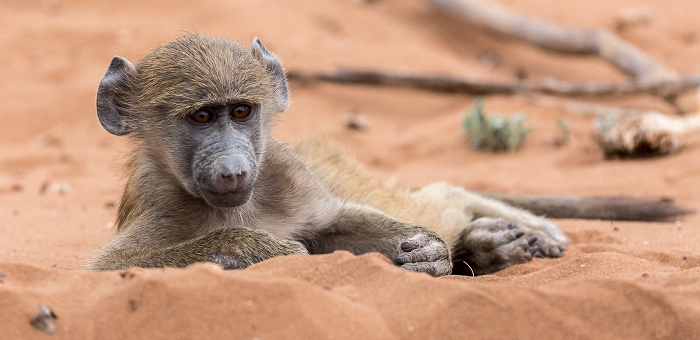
30, 304, 57, 334
51, 182, 71, 195
343, 113, 369, 131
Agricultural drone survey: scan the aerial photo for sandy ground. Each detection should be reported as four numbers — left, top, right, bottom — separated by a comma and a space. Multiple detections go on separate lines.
1, 0, 700, 338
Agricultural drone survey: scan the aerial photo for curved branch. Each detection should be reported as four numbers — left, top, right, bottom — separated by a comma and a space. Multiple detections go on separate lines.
426, 0, 678, 82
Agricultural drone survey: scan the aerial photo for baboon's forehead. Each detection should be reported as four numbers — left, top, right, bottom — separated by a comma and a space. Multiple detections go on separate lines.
135, 35, 273, 116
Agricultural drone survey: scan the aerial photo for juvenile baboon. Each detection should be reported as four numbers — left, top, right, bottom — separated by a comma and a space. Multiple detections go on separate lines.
87, 34, 689, 276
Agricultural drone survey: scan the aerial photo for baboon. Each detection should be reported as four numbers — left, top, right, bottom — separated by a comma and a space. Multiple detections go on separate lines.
86, 34, 690, 276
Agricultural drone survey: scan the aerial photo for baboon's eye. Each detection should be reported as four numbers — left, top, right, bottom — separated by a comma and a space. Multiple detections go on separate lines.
232, 104, 251, 119
191, 110, 213, 124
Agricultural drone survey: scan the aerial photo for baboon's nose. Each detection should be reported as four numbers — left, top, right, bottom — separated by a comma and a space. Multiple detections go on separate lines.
214, 154, 250, 187
219, 169, 246, 180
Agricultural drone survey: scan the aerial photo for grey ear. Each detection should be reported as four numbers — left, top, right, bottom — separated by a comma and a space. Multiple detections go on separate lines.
97, 56, 136, 136
251, 38, 289, 112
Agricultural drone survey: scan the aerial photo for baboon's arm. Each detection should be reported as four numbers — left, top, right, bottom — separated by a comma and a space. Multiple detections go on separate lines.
304, 202, 453, 277
87, 227, 308, 271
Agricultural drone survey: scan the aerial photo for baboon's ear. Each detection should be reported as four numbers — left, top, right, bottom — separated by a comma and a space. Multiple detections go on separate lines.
97, 56, 136, 136
251, 38, 289, 112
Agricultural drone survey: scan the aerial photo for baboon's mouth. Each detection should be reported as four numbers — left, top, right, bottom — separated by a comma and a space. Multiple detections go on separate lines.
201, 187, 253, 208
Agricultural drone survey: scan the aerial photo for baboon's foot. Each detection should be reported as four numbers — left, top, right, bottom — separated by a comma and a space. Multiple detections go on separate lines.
526, 230, 566, 259
454, 217, 542, 276
515, 219, 567, 258
394, 234, 453, 277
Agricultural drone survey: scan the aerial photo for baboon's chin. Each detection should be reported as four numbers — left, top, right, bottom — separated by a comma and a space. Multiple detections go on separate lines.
200, 187, 253, 208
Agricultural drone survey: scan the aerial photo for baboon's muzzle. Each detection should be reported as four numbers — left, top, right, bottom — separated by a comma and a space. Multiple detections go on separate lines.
196, 153, 256, 208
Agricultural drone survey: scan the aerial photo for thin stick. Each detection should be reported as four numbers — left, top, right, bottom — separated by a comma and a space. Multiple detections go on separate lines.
525, 95, 654, 117
287, 69, 700, 98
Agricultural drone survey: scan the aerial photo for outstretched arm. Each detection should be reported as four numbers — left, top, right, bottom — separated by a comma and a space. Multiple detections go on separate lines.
303, 202, 453, 277
86, 227, 308, 271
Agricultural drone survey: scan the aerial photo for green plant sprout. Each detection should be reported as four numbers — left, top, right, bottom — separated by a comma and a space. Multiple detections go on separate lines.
462, 98, 531, 153
555, 118, 571, 146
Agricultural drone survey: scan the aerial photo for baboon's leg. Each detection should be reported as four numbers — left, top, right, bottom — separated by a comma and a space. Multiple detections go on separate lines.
414, 182, 567, 258
86, 227, 308, 271
303, 202, 453, 277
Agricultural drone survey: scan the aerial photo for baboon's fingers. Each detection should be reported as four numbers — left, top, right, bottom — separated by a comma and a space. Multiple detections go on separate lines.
471, 217, 517, 233
394, 234, 452, 277
400, 240, 420, 252
496, 236, 534, 263
394, 243, 447, 265
547, 246, 563, 258
400, 260, 453, 277
400, 234, 429, 248
529, 233, 563, 259
209, 254, 244, 269
527, 236, 538, 246
529, 246, 540, 256
279, 240, 310, 255
497, 226, 531, 248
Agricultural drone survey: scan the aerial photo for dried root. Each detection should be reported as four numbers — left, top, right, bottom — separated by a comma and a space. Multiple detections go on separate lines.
595, 112, 700, 158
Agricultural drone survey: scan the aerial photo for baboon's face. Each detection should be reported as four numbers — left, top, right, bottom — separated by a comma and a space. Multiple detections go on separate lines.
96, 35, 289, 208
157, 101, 264, 208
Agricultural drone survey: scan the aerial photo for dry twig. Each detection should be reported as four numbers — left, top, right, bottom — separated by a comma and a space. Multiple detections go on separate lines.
595, 113, 700, 157
525, 95, 652, 117
287, 69, 700, 98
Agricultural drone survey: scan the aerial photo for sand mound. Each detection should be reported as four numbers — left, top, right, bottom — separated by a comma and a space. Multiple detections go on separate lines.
2, 251, 699, 338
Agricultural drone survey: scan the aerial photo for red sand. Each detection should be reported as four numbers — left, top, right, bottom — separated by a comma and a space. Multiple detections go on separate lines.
1, 0, 699, 338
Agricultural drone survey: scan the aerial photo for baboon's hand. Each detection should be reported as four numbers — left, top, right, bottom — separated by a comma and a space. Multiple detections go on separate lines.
209, 239, 308, 269
394, 234, 452, 277
456, 218, 543, 275
205, 228, 309, 270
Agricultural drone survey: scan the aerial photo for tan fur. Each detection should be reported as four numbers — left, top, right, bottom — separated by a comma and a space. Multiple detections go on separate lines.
292, 138, 469, 247
293, 138, 567, 259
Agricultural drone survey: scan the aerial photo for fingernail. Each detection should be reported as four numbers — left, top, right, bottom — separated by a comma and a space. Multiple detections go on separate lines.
515, 231, 524, 238
527, 236, 538, 245
400, 241, 418, 252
